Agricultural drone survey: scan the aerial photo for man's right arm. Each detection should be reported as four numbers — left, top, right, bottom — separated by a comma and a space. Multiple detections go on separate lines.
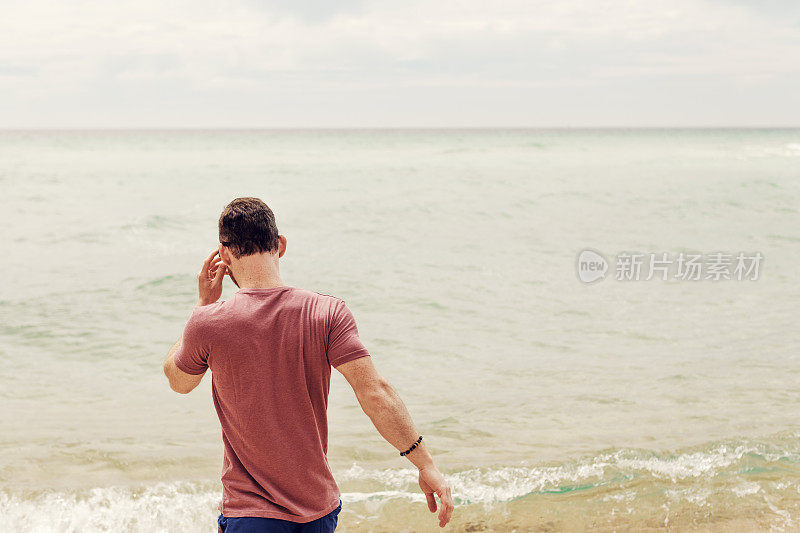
336, 356, 454, 528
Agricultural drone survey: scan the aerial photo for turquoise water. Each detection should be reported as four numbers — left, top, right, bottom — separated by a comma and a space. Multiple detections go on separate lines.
1, 129, 799, 531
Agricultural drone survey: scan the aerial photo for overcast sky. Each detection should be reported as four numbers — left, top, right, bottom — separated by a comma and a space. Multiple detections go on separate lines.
1, 0, 799, 127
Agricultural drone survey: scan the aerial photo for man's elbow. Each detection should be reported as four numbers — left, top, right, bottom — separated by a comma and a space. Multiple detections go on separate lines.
167, 374, 195, 394
163, 361, 193, 394
170, 382, 194, 394
359, 378, 395, 410
169, 379, 197, 394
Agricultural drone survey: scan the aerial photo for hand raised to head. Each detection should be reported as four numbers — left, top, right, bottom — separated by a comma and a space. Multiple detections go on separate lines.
197, 249, 226, 306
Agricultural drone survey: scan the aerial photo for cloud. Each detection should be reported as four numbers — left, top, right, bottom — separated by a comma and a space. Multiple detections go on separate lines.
241, 0, 366, 23
0, 0, 798, 126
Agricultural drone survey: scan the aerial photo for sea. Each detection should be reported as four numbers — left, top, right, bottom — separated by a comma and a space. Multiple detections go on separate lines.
1, 129, 799, 532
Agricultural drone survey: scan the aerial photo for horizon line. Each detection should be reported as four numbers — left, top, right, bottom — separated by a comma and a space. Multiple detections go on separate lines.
2, 125, 800, 131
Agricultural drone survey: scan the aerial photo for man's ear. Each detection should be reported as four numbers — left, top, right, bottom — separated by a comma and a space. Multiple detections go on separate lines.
219, 243, 231, 265
277, 235, 287, 258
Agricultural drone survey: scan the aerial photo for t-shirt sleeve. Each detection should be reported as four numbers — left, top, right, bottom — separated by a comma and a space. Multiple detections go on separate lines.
173, 309, 211, 375
327, 300, 371, 368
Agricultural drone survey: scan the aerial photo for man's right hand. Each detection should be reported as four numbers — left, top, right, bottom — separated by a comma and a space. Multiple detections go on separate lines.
418, 465, 454, 527
335, 357, 455, 527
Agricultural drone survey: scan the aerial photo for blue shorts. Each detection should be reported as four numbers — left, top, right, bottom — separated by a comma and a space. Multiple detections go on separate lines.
218, 501, 342, 533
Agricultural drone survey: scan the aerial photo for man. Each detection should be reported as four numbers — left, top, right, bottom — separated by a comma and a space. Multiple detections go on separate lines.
163, 197, 454, 532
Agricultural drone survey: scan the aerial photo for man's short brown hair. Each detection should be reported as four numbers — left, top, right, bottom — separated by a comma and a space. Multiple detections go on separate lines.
218, 197, 280, 258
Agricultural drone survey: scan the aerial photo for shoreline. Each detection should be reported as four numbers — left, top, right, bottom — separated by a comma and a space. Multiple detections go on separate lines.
4, 430, 800, 530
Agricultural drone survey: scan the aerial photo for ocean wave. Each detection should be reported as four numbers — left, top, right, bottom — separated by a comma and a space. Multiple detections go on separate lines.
0, 482, 220, 533
340, 433, 800, 504
4, 434, 800, 531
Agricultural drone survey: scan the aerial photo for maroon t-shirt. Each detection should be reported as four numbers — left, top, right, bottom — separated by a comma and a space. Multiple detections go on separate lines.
173, 286, 370, 522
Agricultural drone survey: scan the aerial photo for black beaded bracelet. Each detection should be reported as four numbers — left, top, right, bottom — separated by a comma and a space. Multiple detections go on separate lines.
400, 435, 423, 456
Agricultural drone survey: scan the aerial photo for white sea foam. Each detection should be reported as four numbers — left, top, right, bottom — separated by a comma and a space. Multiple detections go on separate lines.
665, 487, 711, 505
341, 440, 800, 504
3, 439, 799, 532
732, 481, 761, 497
0, 482, 220, 533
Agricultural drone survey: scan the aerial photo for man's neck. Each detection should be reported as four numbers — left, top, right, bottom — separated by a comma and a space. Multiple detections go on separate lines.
236, 277, 286, 290
230, 254, 285, 290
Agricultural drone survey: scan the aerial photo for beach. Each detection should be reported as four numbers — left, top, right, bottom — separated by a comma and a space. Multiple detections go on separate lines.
1, 129, 799, 531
